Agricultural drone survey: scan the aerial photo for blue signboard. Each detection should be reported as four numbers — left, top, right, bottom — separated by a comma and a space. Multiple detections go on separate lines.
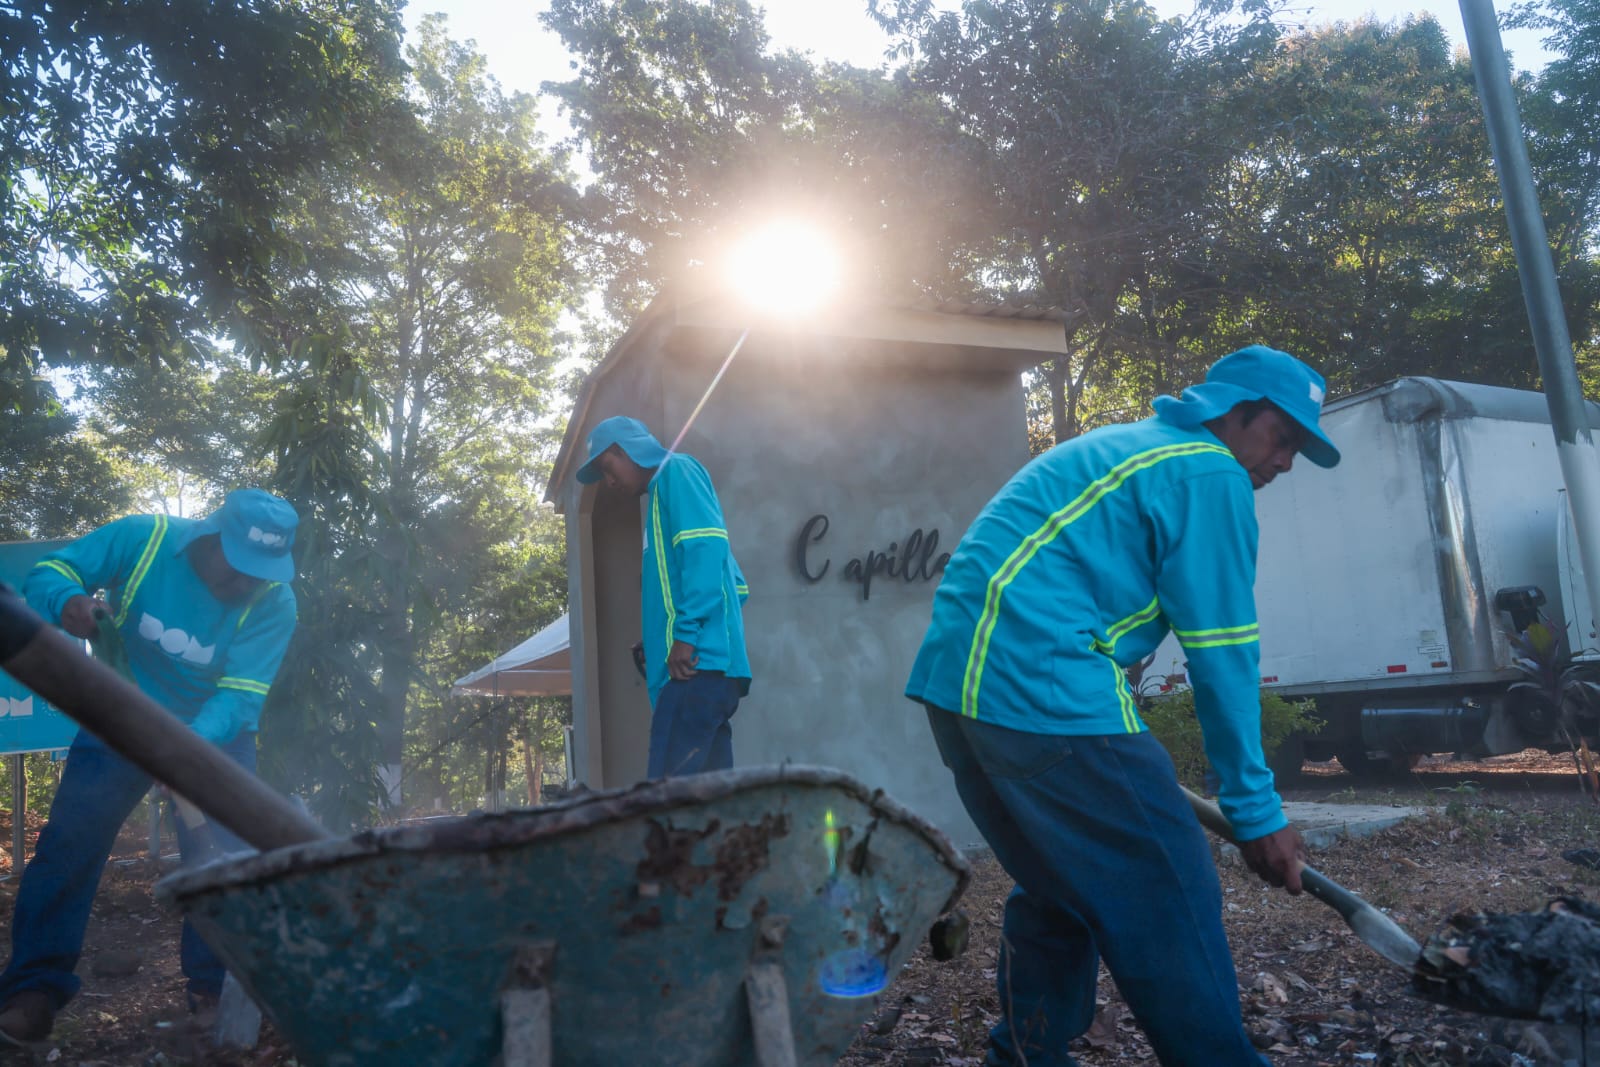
1, 540, 79, 756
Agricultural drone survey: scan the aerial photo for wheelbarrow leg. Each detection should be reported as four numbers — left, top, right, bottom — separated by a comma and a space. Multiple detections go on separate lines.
746, 916, 799, 1067
213, 971, 262, 1049
501, 942, 556, 1067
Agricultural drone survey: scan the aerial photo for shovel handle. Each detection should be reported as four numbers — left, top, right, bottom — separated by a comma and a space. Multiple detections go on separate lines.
1181, 786, 1366, 924
1181, 782, 1243, 842
1180, 783, 1422, 968
1183, 785, 1323, 897
0, 585, 328, 852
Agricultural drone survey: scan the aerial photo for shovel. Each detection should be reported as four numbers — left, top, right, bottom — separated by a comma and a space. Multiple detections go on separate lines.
1181, 784, 1421, 969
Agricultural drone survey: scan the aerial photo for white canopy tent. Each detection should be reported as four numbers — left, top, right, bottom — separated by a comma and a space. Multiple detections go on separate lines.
451, 614, 572, 697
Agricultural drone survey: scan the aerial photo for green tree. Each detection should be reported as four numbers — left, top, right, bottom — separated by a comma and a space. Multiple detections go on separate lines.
542, 0, 990, 319
1513, 0, 1600, 259
872, 0, 1285, 439
253, 21, 577, 821
406, 504, 569, 811
542, 0, 821, 319
1187, 17, 1547, 392
1, 0, 406, 375
0, 381, 128, 540
0, 0, 406, 552
1513, 0, 1600, 385
71, 350, 280, 516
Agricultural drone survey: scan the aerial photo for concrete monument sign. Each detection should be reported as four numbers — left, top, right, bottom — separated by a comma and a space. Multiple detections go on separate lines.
548, 285, 1067, 845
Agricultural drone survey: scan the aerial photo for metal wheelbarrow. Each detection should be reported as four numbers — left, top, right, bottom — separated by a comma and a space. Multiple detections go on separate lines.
156, 766, 968, 1066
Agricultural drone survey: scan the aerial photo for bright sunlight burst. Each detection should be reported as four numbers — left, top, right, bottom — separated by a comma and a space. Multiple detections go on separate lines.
724, 221, 841, 314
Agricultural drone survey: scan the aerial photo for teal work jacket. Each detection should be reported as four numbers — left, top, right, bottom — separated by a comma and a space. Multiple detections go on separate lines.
906, 415, 1285, 839
25, 514, 298, 744
641, 455, 751, 707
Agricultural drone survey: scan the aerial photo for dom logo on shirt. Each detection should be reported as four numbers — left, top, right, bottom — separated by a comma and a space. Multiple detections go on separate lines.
138, 613, 216, 666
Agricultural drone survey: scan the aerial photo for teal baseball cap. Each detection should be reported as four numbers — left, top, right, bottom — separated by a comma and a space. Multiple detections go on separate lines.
576, 416, 671, 484
176, 488, 299, 582
1152, 345, 1341, 468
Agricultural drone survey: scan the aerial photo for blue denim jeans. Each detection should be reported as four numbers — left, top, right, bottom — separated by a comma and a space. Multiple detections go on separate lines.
0, 729, 256, 1009
647, 672, 741, 778
925, 707, 1267, 1067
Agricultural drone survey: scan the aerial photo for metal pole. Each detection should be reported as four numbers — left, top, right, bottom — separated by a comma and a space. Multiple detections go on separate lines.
9, 754, 23, 871
1459, 0, 1600, 630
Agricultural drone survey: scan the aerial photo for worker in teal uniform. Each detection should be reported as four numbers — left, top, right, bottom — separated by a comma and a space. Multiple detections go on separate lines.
577, 416, 751, 778
908, 346, 1340, 1067
0, 489, 298, 1045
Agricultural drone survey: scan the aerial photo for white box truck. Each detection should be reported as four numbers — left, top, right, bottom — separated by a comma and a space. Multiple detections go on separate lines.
1144, 376, 1600, 776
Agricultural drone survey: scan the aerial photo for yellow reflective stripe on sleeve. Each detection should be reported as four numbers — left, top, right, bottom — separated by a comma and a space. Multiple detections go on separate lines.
34, 559, 85, 588
735, 583, 750, 595
961, 442, 1230, 718
1092, 595, 1161, 655
114, 515, 168, 627
1108, 651, 1141, 733
217, 677, 272, 696
1174, 623, 1260, 649
671, 527, 727, 547
651, 491, 675, 658
236, 582, 279, 630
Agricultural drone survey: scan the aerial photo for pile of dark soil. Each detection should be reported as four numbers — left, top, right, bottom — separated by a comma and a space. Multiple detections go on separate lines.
1414, 897, 1600, 1024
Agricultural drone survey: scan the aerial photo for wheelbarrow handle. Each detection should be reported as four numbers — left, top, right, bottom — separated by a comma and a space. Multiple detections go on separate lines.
0, 585, 328, 852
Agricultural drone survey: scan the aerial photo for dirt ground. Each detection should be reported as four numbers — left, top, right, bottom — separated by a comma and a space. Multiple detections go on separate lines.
0, 751, 1596, 1066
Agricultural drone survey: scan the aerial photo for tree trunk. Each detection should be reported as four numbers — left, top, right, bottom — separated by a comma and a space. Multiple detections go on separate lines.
522, 714, 538, 807
483, 734, 494, 808
377, 633, 409, 807
1049, 357, 1069, 445
492, 701, 507, 809
375, 506, 412, 809
1065, 359, 1080, 442
1065, 347, 1099, 441
529, 699, 548, 805
496, 745, 507, 808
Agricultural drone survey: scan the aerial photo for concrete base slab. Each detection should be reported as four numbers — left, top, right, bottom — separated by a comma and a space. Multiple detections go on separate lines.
1282, 801, 1427, 850
959, 802, 1429, 863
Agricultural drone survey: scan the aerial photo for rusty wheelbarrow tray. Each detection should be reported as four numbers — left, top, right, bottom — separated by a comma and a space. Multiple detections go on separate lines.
156, 765, 970, 1067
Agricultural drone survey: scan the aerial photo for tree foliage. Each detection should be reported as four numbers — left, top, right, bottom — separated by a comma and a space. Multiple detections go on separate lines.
874, 0, 1289, 437
405, 504, 570, 810
0, 0, 406, 541
1513, 0, 1600, 389
250, 20, 578, 823
542, 0, 990, 319
0, 383, 129, 540
547, 0, 1599, 440
6, 15, 578, 828
0, 0, 406, 375
1184, 17, 1540, 392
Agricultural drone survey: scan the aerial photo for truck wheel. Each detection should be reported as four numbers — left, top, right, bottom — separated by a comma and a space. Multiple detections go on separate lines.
1335, 745, 1420, 779
1335, 744, 1374, 777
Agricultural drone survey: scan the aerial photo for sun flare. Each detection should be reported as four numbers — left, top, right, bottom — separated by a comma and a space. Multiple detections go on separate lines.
724, 221, 840, 314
